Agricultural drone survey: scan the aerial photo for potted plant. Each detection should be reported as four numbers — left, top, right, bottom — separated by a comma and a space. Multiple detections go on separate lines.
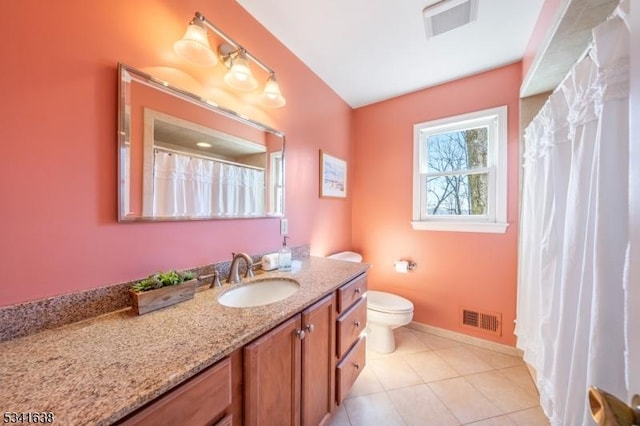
129, 270, 197, 315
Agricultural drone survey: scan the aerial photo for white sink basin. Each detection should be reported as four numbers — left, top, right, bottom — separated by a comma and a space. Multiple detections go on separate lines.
217, 278, 300, 308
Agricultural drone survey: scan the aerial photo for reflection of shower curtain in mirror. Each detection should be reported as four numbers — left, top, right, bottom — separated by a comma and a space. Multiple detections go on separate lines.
152, 151, 265, 217
516, 1, 629, 424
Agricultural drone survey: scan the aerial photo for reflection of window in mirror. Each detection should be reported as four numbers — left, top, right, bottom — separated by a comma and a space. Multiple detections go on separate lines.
270, 152, 284, 215
120, 105, 132, 216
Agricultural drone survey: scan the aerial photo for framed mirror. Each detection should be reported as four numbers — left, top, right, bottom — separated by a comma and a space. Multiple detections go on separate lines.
117, 64, 285, 221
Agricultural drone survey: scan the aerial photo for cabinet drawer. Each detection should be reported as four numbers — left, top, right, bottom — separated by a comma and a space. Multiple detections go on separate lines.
337, 274, 367, 314
336, 297, 367, 359
336, 336, 366, 404
120, 357, 232, 426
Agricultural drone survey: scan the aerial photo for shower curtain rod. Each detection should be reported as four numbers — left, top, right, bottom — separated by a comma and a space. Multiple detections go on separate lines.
556, 41, 594, 90
154, 146, 265, 171
526, 41, 594, 129
550, 0, 623, 97
527, 0, 624, 129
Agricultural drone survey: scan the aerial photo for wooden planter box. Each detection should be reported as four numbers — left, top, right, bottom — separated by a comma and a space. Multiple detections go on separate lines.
130, 279, 197, 315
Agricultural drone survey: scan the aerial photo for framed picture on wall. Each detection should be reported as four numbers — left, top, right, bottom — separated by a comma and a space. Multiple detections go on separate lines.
319, 150, 347, 198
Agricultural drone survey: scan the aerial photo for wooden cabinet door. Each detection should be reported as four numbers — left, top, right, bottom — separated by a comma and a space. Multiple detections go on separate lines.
244, 315, 302, 426
301, 294, 335, 426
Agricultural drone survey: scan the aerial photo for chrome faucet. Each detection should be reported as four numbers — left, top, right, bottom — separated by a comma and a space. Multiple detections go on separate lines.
227, 252, 254, 284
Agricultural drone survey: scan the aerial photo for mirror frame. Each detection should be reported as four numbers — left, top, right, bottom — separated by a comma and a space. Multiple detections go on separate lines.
117, 63, 286, 222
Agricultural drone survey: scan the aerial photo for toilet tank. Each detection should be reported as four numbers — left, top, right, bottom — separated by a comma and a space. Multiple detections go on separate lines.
327, 251, 363, 262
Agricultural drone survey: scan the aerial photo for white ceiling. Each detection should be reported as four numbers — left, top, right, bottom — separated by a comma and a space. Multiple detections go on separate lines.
235, 0, 546, 108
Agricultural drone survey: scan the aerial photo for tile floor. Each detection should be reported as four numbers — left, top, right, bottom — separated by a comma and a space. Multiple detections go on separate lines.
329, 327, 550, 426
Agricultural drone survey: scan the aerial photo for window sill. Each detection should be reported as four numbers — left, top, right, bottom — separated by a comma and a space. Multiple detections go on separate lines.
410, 221, 509, 234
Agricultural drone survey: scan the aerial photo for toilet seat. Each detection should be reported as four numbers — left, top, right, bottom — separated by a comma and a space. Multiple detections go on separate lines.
367, 291, 413, 314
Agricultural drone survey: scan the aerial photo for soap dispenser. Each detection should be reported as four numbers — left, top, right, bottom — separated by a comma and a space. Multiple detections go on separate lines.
278, 236, 292, 272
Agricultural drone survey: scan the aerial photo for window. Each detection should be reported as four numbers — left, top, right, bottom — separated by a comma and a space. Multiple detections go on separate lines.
269, 151, 284, 215
412, 106, 508, 233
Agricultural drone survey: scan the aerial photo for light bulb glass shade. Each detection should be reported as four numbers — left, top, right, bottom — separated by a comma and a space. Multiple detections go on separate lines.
259, 75, 286, 108
223, 55, 258, 91
174, 23, 218, 66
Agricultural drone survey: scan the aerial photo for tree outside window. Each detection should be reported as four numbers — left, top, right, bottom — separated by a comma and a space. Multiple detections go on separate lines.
425, 127, 488, 216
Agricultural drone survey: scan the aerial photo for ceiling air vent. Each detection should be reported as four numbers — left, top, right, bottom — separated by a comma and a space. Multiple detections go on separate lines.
423, 0, 479, 39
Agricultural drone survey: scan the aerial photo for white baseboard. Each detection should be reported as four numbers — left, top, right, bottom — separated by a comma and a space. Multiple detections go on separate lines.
408, 321, 524, 358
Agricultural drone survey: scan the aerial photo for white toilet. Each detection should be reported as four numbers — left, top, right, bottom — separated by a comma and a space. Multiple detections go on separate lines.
327, 251, 415, 354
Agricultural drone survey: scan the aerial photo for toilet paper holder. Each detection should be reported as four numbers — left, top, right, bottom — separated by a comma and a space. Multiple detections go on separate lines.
394, 260, 417, 273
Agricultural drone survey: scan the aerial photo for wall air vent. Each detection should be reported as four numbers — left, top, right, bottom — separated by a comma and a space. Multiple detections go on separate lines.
423, 0, 479, 39
459, 306, 502, 336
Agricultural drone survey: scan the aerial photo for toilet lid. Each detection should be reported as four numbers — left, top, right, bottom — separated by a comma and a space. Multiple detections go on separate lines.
367, 291, 414, 314
327, 251, 363, 262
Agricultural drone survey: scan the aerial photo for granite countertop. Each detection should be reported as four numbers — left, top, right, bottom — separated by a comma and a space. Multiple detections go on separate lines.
0, 256, 368, 425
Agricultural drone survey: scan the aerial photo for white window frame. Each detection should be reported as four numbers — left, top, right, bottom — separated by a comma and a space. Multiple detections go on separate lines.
411, 105, 509, 233
269, 151, 284, 215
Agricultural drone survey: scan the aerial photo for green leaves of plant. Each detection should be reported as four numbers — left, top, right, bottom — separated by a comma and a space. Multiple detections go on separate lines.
130, 270, 195, 293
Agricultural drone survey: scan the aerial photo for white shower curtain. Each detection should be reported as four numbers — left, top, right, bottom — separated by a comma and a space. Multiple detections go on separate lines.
516, 1, 630, 424
153, 151, 265, 217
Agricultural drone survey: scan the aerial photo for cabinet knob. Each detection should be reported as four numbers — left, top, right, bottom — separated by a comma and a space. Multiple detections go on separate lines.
296, 329, 306, 340
354, 288, 361, 294
353, 362, 360, 370
354, 321, 361, 328
305, 324, 315, 333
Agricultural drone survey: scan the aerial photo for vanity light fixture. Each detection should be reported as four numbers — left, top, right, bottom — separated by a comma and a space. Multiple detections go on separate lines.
219, 45, 258, 91
174, 11, 286, 108
173, 18, 218, 66
259, 73, 286, 108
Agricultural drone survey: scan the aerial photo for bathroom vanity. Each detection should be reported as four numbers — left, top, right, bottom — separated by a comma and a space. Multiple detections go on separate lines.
0, 256, 368, 425
121, 270, 367, 426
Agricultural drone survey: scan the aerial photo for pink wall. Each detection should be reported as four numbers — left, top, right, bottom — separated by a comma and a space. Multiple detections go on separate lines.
0, 0, 352, 306
352, 63, 522, 346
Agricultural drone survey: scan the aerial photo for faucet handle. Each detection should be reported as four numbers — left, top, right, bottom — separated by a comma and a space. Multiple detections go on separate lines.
245, 262, 255, 279
197, 269, 222, 288
212, 270, 221, 288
